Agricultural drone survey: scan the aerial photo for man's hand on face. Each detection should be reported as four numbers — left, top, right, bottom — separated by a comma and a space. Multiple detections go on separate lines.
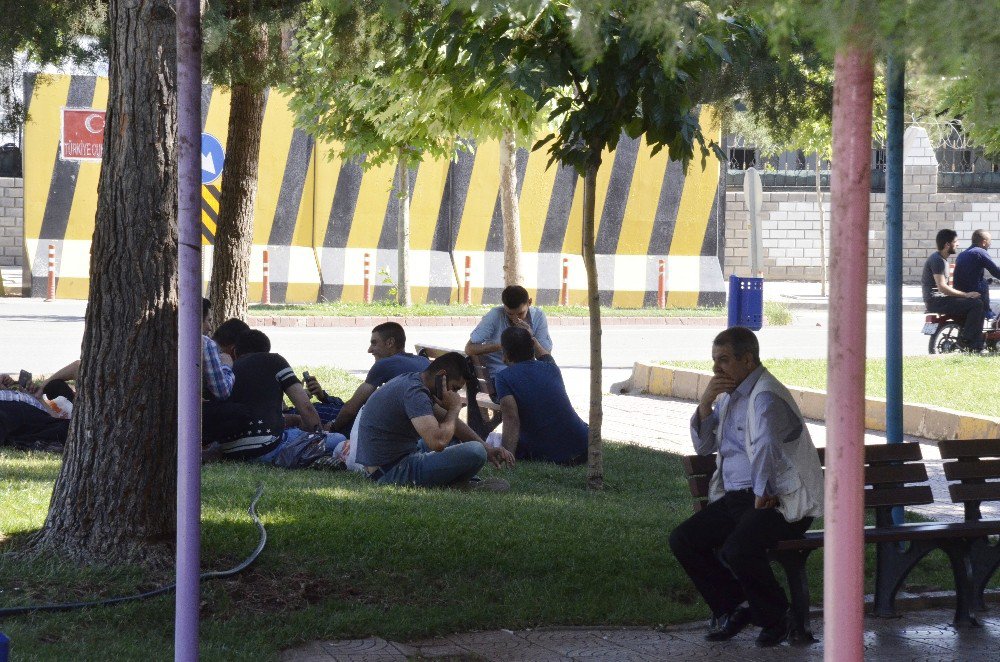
437, 387, 463, 412
219, 352, 234, 367
511, 317, 532, 333
487, 445, 515, 469
703, 375, 738, 402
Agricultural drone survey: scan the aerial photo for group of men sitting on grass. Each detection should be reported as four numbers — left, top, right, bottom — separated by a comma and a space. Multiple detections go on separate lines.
205, 284, 588, 490
2, 285, 589, 493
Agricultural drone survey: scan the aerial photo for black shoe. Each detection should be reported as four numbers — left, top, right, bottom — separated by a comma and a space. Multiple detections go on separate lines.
705, 606, 751, 641
756, 613, 791, 648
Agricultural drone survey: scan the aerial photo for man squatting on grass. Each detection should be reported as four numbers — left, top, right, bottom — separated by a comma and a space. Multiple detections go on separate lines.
496, 326, 588, 465
355, 352, 514, 488
668, 327, 823, 648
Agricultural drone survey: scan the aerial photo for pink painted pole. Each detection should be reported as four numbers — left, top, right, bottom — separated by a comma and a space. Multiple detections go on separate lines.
45, 244, 56, 301
824, 44, 874, 662
262, 250, 271, 305
463, 255, 471, 305
657, 259, 666, 309
363, 252, 372, 304
560, 257, 569, 306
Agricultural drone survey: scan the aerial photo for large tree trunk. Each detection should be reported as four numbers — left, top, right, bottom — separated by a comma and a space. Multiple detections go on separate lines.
499, 128, 524, 286
396, 156, 412, 306
582, 164, 603, 491
31, 0, 178, 567
208, 25, 268, 326
816, 156, 827, 296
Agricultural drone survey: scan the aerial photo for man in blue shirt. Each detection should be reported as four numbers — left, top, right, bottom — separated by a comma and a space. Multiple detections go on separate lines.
495, 326, 588, 465
669, 327, 824, 648
465, 285, 552, 379
306, 322, 430, 434
954, 229, 1000, 320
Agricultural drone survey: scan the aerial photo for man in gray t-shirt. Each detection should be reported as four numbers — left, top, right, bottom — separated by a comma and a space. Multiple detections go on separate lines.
465, 285, 552, 378
355, 352, 514, 488
923, 228, 985, 352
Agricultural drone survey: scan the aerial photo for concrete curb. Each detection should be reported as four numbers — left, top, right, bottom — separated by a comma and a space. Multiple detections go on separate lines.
612, 362, 1000, 441
245, 315, 728, 328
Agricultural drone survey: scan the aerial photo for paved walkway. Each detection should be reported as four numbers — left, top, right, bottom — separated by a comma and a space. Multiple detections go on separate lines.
283, 607, 1000, 660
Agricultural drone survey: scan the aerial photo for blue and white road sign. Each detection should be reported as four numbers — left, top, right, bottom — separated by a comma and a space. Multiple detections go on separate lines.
201, 133, 225, 185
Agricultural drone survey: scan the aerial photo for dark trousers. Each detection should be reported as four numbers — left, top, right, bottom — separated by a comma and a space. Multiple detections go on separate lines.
668, 490, 812, 627
927, 295, 985, 349
0, 401, 70, 449
202, 400, 251, 446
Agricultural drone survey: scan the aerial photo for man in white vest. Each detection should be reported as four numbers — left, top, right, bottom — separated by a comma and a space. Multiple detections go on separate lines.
668, 327, 823, 648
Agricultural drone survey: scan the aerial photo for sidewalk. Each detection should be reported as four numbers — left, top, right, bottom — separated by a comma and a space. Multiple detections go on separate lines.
283, 607, 1000, 660
762, 280, 927, 312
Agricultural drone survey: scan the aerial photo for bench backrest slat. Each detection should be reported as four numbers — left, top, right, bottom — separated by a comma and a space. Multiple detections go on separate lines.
939, 438, 1000, 460
866, 463, 928, 485
864, 485, 934, 508
943, 458, 1000, 481
949, 482, 1000, 504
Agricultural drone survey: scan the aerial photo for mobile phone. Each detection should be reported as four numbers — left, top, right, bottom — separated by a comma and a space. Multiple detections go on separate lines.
302, 371, 312, 382
434, 373, 446, 401
18, 369, 32, 389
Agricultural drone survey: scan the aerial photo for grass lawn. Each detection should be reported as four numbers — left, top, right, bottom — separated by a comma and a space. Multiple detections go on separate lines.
665, 355, 1000, 418
0, 365, 960, 660
248, 301, 726, 318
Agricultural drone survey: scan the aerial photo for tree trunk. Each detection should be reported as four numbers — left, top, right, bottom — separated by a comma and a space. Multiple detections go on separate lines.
396, 157, 412, 306
208, 26, 268, 326
816, 156, 827, 297
31, 0, 178, 567
582, 164, 603, 491
499, 128, 524, 286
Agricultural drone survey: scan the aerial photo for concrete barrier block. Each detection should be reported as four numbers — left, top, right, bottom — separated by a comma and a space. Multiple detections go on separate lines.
800, 389, 828, 421
956, 416, 1000, 440
646, 366, 674, 396
864, 398, 887, 432
629, 363, 653, 393
672, 370, 702, 401
902, 404, 926, 437
917, 407, 962, 440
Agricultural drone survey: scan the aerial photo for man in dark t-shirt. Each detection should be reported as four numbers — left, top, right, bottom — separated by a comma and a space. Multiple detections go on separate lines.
495, 326, 588, 465
923, 228, 985, 352
220, 330, 345, 465
305, 322, 430, 434
355, 352, 514, 488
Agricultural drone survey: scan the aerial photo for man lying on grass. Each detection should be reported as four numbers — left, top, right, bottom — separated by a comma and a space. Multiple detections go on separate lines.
355, 352, 514, 490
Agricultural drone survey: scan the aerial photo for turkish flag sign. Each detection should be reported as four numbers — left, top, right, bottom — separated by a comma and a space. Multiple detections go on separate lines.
61, 108, 106, 161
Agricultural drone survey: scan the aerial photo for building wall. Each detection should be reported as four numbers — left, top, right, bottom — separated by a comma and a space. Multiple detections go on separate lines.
724, 127, 1000, 282
0, 177, 23, 267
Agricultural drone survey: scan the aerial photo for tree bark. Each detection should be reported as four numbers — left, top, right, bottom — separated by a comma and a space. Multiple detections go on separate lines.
208, 25, 268, 326
499, 128, 524, 286
31, 0, 178, 567
396, 156, 412, 306
816, 156, 827, 296
582, 164, 603, 491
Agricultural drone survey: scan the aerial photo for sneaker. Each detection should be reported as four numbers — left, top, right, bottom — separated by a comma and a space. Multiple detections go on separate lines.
756, 612, 791, 648
464, 476, 510, 492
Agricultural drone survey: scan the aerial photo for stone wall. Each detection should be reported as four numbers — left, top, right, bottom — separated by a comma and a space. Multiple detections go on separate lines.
724, 128, 1000, 282
0, 177, 23, 267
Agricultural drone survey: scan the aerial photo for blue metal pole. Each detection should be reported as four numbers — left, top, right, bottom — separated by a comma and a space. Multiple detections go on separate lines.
175, 0, 203, 659
886, 55, 905, 525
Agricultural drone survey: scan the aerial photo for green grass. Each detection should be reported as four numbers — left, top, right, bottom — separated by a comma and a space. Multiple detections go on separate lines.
663, 356, 1000, 417
248, 301, 725, 318
0, 365, 965, 660
764, 301, 793, 326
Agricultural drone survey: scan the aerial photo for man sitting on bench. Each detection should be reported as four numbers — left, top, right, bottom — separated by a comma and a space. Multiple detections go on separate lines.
355, 352, 514, 489
495, 326, 587, 465
465, 285, 552, 384
668, 327, 823, 648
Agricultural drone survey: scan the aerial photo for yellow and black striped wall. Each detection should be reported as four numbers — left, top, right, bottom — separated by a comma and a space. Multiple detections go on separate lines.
24, 74, 726, 307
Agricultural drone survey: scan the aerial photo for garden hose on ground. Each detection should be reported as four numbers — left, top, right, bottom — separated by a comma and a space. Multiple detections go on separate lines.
0, 484, 267, 618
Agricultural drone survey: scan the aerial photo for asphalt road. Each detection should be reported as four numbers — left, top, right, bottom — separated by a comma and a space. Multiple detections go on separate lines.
0, 298, 933, 405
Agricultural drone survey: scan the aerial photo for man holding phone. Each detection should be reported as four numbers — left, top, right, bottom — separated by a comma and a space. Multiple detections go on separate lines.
465, 285, 552, 381
355, 352, 514, 489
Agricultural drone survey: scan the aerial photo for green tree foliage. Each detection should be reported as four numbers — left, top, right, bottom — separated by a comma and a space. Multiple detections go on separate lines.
1, 2, 105, 135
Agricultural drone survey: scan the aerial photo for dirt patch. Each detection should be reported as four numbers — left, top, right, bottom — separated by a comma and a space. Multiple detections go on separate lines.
204, 567, 369, 619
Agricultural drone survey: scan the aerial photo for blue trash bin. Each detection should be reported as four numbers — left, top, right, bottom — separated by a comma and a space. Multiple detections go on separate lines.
0, 631, 9, 662
727, 275, 764, 331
